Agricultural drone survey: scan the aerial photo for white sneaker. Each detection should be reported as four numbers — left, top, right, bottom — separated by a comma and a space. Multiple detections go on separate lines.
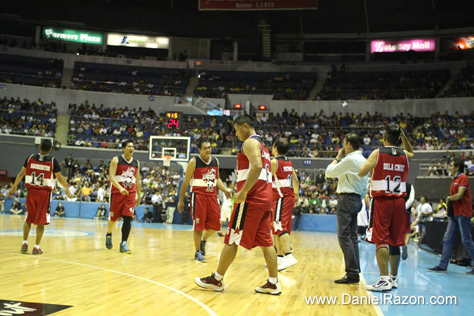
278, 254, 298, 271
367, 276, 392, 292
391, 276, 398, 289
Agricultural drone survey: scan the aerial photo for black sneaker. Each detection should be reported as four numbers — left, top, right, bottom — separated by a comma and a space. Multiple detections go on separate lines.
427, 266, 447, 273
105, 235, 113, 249
200, 240, 207, 256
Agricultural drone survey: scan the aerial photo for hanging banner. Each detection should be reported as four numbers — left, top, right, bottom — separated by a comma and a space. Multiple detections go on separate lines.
199, 0, 318, 11
441, 36, 474, 50
371, 39, 435, 53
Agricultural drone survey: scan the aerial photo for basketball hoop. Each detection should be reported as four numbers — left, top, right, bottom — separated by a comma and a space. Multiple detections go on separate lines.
163, 155, 172, 167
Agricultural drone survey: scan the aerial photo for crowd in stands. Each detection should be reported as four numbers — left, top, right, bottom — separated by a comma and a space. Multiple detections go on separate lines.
296, 169, 339, 214
194, 71, 315, 100
427, 151, 474, 176
63, 101, 474, 155
316, 66, 449, 101
0, 97, 57, 136
70, 62, 188, 96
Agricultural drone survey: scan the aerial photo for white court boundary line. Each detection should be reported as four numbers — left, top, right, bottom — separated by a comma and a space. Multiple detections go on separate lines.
360, 274, 384, 316
0, 252, 218, 316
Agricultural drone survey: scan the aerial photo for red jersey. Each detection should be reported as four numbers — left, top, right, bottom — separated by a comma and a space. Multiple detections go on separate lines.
450, 173, 472, 217
371, 146, 409, 199
237, 134, 273, 207
191, 156, 219, 196
272, 156, 295, 200
24, 153, 61, 190
111, 155, 139, 194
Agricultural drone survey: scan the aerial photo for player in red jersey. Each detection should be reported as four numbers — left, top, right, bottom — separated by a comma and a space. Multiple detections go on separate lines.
105, 140, 141, 254
270, 138, 299, 271
178, 138, 231, 263
359, 125, 414, 292
9, 139, 70, 255
195, 114, 281, 295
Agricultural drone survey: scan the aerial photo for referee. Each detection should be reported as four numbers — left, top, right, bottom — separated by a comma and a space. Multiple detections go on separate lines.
326, 133, 368, 284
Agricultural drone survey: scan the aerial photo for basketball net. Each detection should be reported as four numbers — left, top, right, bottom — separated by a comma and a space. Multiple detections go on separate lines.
163, 155, 172, 167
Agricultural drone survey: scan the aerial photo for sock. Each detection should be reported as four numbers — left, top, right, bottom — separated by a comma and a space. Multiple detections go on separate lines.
284, 253, 291, 256
214, 272, 224, 281
269, 277, 278, 285
23, 240, 28, 244
34, 244, 40, 249
381, 275, 390, 281
277, 255, 284, 258
390, 274, 398, 279
106, 233, 112, 236
121, 216, 132, 243
121, 241, 127, 245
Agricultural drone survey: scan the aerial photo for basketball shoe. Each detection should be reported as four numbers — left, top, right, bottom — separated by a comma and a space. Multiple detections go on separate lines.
255, 280, 281, 295
195, 250, 206, 263
21, 243, 28, 253
367, 276, 392, 292
120, 242, 132, 254
277, 254, 298, 271
105, 235, 113, 249
195, 273, 224, 292
32, 247, 43, 255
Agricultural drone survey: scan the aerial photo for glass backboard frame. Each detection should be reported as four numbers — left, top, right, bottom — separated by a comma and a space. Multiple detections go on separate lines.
148, 136, 191, 162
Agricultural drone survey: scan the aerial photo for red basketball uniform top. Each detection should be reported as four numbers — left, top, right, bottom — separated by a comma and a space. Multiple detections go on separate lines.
112, 155, 139, 194
371, 146, 409, 199
237, 134, 273, 208
24, 153, 61, 190
272, 156, 295, 200
191, 156, 219, 196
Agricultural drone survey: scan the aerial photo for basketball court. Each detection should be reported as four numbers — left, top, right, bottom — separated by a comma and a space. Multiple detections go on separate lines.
1, 214, 470, 316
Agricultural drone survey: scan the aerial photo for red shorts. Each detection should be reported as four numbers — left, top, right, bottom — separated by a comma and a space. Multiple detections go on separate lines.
25, 188, 51, 226
191, 193, 220, 231
367, 197, 406, 246
271, 196, 295, 235
110, 192, 136, 221
224, 202, 273, 250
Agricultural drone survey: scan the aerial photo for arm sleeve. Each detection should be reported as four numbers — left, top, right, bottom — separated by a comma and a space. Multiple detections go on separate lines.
405, 185, 415, 210
53, 158, 61, 173
459, 175, 469, 190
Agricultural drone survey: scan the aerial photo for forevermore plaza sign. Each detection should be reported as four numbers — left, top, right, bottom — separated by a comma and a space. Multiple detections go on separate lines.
43, 27, 103, 45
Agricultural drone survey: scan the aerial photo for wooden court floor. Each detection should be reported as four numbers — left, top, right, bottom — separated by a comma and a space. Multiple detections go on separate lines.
0, 215, 379, 316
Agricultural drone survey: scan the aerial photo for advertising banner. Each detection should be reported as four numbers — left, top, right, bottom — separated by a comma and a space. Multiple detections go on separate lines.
199, 0, 318, 11
441, 36, 474, 50
43, 27, 103, 45
107, 34, 169, 49
371, 39, 435, 53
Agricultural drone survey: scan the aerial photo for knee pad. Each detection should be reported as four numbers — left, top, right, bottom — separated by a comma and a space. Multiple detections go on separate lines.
388, 245, 401, 255
376, 243, 388, 251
